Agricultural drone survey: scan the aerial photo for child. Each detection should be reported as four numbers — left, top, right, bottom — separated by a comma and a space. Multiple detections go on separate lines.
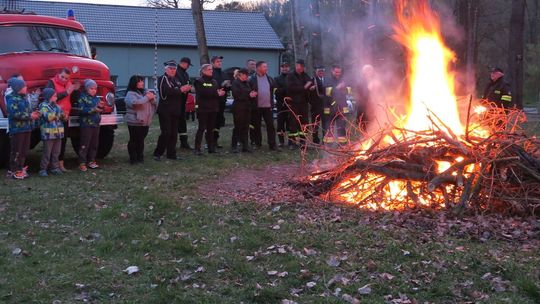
6, 78, 39, 179
38, 88, 66, 177
78, 79, 103, 172
185, 92, 196, 122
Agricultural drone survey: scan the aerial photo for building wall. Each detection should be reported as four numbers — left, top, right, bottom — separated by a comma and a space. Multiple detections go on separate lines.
92, 44, 281, 88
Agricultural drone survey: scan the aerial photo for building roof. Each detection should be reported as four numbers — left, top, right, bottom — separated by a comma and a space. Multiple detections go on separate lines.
14, 0, 284, 50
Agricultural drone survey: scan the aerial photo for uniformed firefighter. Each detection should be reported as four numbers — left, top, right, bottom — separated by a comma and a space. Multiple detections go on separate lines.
323, 65, 351, 145
211, 56, 231, 148
310, 66, 325, 144
285, 59, 314, 149
274, 62, 290, 147
194, 64, 226, 155
482, 67, 513, 108
175, 57, 194, 150
231, 68, 257, 153
153, 60, 184, 161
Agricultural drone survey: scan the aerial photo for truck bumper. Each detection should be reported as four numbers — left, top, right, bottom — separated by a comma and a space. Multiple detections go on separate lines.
0, 114, 124, 130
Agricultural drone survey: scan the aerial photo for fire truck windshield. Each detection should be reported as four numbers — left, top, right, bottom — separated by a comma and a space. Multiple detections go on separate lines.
0, 25, 91, 57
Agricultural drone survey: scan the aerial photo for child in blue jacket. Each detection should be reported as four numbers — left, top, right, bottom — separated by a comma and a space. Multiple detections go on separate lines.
6, 78, 40, 179
38, 88, 66, 177
78, 79, 103, 172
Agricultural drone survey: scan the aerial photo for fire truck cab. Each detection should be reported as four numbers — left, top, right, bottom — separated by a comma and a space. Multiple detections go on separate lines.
0, 10, 123, 167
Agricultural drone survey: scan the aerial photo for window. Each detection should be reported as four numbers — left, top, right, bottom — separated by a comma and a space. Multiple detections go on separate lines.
0, 25, 91, 57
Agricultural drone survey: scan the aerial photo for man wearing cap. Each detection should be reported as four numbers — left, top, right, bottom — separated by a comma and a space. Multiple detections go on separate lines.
482, 67, 513, 108
231, 68, 257, 153
176, 57, 194, 150
249, 60, 278, 150
310, 66, 326, 144
285, 59, 314, 149
274, 62, 290, 147
210, 55, 231, 148
153, 60, 184, 160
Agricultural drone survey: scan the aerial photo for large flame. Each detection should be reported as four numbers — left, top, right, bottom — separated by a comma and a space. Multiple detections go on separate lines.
329, 0, 485, 211
393, 0, 463, 136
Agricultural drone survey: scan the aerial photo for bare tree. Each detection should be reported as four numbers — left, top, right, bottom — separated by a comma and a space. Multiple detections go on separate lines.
508, 0, 525, 109
192, 0, 210, 65
146, 0, 180, 8
146, 0, 211, 65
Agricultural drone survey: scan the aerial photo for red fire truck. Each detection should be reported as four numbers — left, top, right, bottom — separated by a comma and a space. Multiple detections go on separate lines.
0, 9, 123, 167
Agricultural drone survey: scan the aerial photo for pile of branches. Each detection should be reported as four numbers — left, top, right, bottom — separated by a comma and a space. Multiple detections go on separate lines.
298, 105, 540, 215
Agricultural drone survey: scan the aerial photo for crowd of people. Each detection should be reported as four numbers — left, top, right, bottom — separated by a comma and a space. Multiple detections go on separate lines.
4, 53, 513, 180
150, 56, 371, 160
3, 55, 367, 179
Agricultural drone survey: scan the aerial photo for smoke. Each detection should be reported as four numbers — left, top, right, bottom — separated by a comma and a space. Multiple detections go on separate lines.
313, 1, 470, 136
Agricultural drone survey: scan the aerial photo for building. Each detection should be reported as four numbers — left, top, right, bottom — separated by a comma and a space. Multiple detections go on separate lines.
12, 0, 284, 87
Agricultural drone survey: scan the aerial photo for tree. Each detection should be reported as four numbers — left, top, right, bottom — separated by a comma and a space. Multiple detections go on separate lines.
508, 0, 526, 109
146, 0, 211, 65
455, 0, 480, 95
146, 0, 180, 8
192, 0, 210, 64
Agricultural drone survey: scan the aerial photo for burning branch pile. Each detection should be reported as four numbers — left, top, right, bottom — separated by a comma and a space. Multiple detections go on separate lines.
298, 1, 540, 215
302, 107, 540, 214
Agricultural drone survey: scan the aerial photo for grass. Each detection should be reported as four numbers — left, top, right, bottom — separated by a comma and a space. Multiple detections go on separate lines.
0, 114, 539, 303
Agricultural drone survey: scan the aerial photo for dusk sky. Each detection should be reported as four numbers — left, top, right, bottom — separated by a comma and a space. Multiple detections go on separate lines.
41, 0, 255, 9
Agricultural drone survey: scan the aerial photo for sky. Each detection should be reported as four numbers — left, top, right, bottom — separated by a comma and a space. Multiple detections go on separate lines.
39, 0, 254, 9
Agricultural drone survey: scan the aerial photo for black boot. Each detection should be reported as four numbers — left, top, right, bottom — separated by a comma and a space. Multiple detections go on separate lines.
180, 136, 193, 150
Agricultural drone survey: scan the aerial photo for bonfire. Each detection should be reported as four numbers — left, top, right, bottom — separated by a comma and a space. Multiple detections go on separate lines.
301, 1, 540, 214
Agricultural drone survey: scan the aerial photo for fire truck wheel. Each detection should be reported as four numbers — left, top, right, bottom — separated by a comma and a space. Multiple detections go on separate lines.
97, 126, 115, 159
70, 126, 115, 159
0, 130, 10, 168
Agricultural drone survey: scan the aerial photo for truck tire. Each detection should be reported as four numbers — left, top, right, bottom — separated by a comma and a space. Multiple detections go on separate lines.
70, 126, 115, 159
0, 130, 9, 168
97, 126, 115, 159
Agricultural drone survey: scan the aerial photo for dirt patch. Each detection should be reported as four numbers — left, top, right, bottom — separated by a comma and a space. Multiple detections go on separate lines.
200, 163, 540, 245
199, 163, 309, 206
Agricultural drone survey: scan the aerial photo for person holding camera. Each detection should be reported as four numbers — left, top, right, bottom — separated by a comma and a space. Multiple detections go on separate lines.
125, 75, 156, 164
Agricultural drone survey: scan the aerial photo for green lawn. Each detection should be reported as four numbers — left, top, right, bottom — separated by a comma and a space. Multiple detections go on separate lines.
0, 115, 539, 303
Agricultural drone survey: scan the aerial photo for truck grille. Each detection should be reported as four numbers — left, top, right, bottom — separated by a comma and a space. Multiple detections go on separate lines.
41, 68, 102, 79
79, 68, 101, 78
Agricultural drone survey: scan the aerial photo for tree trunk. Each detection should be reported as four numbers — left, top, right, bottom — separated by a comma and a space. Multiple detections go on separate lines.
290, 0, 307, 63
192, 0, 209, 65
310, 0, 323, 69
456, 0, 479, 94
508, 0, 525, 109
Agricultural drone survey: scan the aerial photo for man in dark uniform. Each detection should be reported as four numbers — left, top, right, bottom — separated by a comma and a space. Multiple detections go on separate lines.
310, 66, 325, 144
176, 57, 193, 150
211, 55, 231, 148
274, 62, 290, 147
482, 67, 513, 108
323, 65, 351, 145
153, 60, 183, 161
285, 59, 314, 149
